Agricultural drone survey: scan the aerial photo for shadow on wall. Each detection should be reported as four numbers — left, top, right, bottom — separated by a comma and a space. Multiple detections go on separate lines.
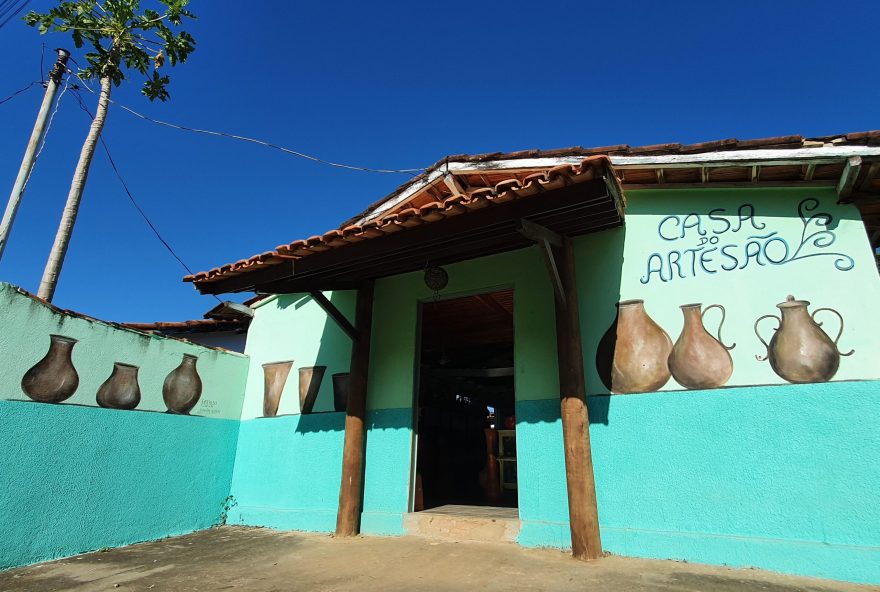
265, 290, 409, 434
577, 224, 626, 426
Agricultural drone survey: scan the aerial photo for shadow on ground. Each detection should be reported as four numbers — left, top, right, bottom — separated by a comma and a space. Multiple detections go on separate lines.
0, 527, 872, 592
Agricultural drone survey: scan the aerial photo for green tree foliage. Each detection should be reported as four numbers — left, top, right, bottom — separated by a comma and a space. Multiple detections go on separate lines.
24, 0, 196, 101
23, 1, 197, 301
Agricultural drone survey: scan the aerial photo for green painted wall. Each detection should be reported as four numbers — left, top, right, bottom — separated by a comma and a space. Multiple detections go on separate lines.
0, 283, 249, 419
0, 283, 249, 569
228, 187, 880, 584
577, 187, 880, 392
229, 248, 559, 534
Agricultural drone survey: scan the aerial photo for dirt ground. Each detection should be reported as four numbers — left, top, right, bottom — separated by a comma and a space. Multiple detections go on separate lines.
0, 527, 876, 592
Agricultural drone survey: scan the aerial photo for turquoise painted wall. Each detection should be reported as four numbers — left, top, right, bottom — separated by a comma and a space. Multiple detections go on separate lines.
516, 381, 880, 584
518, 188, 880, 584
228, 187, 880, 584
229, 248, 559, 535
0, 283, 248, 569
0, 400, 239, 570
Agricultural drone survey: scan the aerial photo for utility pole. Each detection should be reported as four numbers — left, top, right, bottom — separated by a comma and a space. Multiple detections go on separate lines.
0, 48, 70, 262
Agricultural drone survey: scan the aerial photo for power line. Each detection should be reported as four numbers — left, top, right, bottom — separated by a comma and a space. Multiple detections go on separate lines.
30, 79, 67, 164
71, 72, 427, 175
69, 88, 221, 303
0, 0, 30, 30
0, 80, 39, 106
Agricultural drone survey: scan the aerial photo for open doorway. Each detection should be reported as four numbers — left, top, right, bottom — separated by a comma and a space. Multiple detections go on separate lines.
413, 289, 517, 514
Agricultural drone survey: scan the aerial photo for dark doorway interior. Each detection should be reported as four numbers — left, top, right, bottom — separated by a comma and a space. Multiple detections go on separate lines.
415, 289, 517, 512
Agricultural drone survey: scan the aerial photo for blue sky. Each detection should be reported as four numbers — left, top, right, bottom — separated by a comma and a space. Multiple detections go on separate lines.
0, 1, 877, 322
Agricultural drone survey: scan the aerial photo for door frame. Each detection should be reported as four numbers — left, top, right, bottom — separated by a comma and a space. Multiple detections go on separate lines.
406, 283, 516, 513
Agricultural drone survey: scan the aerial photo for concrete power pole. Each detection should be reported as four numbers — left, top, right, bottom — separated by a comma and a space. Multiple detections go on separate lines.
0, 48, 70, 262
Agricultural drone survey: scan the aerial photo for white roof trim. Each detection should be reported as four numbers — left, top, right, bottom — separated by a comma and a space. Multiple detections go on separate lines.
355, 145, 880, 224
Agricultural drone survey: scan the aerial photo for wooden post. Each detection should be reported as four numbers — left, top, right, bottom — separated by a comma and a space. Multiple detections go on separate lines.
335, 280, 375, 536
553, 237, 603, 560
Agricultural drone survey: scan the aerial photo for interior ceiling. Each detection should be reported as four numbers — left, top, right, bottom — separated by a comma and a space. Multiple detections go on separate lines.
421, 289, 514, 350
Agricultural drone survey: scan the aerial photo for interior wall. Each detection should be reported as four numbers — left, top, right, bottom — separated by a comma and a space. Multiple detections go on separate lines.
0, 283, 248, 570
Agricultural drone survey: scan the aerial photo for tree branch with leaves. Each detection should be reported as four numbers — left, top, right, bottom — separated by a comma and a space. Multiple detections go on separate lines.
25, 0, 196, 301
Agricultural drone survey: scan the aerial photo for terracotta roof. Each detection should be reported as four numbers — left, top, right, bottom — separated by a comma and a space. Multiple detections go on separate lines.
5, 284, 243, 353
186, 130, 880, 292
185, 154, 613, 287
122, 319, 247, 334
342, 131, 880, 226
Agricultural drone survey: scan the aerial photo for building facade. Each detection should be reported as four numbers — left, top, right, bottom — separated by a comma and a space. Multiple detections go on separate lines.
3, 133, 879, 584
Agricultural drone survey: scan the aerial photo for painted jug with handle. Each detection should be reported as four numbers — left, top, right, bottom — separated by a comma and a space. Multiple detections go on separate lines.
754, 295, 853, 383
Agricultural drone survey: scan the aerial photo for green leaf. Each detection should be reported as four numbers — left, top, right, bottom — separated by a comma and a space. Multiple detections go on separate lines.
24, 0, 196, 103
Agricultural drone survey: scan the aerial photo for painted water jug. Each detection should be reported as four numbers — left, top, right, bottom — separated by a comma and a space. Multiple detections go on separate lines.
332, 372, 350, 412
262, 360, 293, 417
668, 303, 736, 390
96, 363, 141, 410
596, 299, 672, 394
21, 334, 79, 403
163, 354, 203, 414
299, 366, 327, 414
754, 295, 853, 383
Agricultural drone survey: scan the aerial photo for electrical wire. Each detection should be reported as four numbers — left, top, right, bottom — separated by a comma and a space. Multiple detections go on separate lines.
0, 80, 39, 106
0, 0, 30, 30
71, 72, 427, 175
17, 77, 70, 194
70, 88, 221, 303
31, 79, 67, 164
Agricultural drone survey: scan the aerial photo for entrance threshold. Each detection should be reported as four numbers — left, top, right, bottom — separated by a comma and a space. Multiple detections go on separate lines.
421, 504, 518, 520
404, 505, 521, 544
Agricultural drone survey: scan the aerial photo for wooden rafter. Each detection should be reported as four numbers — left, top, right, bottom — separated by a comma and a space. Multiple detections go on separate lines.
309, 291, 358, 341
443, 173, 467, 196
804, 163, 816, 181
837, 156, 863, 201
473, 293, 513, 320
857, 161, 880, 192
518, 218, 566, 307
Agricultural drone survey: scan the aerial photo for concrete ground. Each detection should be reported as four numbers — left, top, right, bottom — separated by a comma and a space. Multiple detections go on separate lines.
0, 527, 876, 592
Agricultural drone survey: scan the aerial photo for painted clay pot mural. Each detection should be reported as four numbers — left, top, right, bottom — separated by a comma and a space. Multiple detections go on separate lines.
668, 303, 736, 389
755, 295, 853, 384
262, 360, 293, 417
21, 334, 79, 403
96, 363, 141, 410
596, 299, 672, 394
299, 366, 327, 414
332, 372, 350, 412
163, 354, 203, 414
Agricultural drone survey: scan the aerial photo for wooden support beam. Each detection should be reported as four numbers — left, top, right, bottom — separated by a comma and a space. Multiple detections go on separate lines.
518, 218, 563, 247
857, 161, 880, 192
310, 290, 358, 341
553, 237, 602, 560
701, 167, 709, 184
804, 163, 816, 181
751, 165, 760, 183
837, 156, 863, 201
603, 173, 626, 214
518, 219, 565, 306
655, 168, 665, 184
474, 293, 513, 320
443, 173, 467, 195
335, 281, 375, 537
